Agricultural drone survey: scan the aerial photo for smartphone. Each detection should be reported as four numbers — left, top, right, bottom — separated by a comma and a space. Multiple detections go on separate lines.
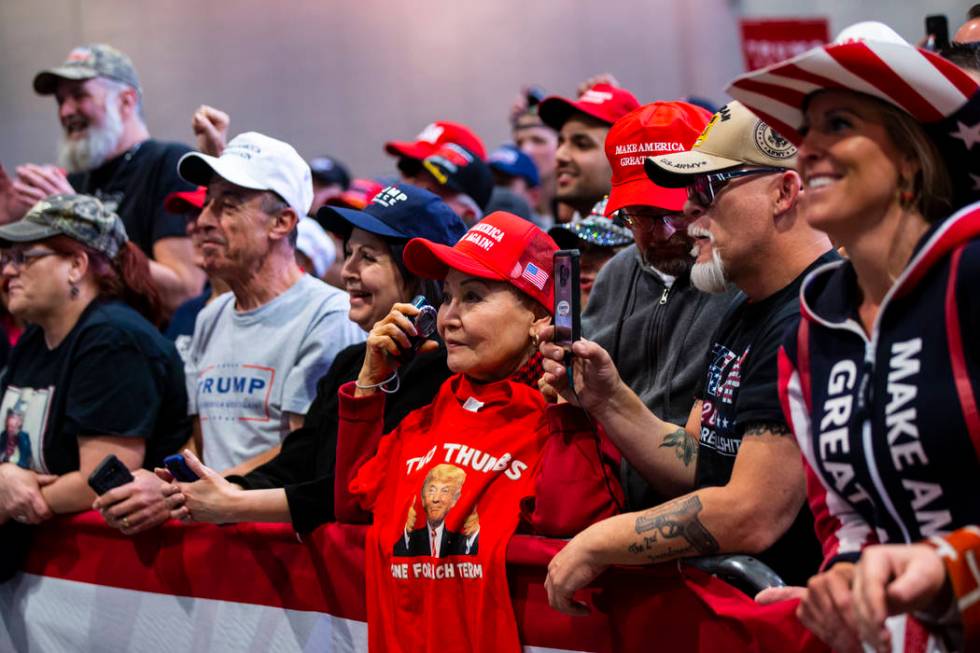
394, 295, 438, 363
553, 250, 581, 348
925, 14, 950, 52
163, 453, 199, 482
87, 454, 135, 495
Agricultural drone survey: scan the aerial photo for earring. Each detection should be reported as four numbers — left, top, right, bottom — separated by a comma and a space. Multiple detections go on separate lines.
897, 177, 916, 211
69, 281, 80, 300
530, 332, 540, 349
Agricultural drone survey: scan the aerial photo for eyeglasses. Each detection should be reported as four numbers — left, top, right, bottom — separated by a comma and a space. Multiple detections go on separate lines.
617, 208, 690, 230
0, 248, 57, 270
687, 167, 787, 208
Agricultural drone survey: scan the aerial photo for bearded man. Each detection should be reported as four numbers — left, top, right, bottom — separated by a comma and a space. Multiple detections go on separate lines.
1, 44, 204, 312
580, 101, 737, 510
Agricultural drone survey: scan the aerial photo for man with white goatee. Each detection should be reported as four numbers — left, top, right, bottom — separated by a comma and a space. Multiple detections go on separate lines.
539, 101, 836, 614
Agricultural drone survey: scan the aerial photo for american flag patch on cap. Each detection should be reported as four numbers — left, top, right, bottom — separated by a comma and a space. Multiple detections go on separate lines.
521, 262, 548, 290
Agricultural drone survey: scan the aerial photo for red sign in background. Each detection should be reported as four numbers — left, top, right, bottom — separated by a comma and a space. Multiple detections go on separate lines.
740, 19, 831, 71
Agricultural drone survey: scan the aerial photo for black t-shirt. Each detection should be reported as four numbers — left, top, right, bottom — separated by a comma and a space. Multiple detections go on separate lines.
68, 139, 194, 256
0, 300, 190, 474
694, 250, 838, 585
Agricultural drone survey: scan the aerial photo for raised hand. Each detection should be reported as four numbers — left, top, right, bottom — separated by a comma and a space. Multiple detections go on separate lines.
192, 105, 230, 156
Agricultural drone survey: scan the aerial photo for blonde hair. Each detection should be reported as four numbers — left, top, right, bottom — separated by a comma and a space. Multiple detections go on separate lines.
424, 464, 467, 493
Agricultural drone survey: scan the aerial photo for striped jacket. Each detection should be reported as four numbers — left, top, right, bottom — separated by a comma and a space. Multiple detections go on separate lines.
777, 202, 980, 570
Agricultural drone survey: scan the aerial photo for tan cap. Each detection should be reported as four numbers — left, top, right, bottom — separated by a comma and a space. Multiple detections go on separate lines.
644, 101, 797, 188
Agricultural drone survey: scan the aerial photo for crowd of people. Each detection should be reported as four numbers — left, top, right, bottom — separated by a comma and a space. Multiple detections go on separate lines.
1, 8, 979, 653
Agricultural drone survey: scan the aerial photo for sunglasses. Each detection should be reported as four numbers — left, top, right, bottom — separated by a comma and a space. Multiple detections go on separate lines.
687, 167, 786, 208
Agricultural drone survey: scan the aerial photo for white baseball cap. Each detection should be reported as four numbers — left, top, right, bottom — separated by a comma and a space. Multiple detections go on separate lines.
178, 132, 313, 216
296, 217, 336, 277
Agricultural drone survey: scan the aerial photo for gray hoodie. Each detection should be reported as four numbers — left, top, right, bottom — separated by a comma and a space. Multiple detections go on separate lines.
582, 244, 737, 509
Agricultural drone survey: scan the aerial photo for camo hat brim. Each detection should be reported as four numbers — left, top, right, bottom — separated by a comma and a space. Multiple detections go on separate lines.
0, 194, 129, 259
34, 44, 141, 95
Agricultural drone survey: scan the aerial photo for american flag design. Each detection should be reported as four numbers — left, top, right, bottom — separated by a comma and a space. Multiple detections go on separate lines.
520, 262, 548, 290
725, 22, 980, 209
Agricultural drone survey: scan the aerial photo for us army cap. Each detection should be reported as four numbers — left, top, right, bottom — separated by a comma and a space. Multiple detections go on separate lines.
645, 101, 798, 188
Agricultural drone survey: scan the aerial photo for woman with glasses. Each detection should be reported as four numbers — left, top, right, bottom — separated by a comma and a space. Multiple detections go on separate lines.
0, 194, 189, 577
731, 22, 980, 652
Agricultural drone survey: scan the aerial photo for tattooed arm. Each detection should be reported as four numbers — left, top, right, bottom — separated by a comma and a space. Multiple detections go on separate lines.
545, 425, 806, 615
588, 385, 704, 498
538, 335, 705, 497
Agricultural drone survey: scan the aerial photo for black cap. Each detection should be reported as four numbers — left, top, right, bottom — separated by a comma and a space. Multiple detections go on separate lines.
309, 156, 351, 190
421, 144, 493, 210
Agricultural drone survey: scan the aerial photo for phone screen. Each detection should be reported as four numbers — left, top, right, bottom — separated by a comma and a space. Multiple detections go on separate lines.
553, 250, 581, 347
925, 14, 950, 51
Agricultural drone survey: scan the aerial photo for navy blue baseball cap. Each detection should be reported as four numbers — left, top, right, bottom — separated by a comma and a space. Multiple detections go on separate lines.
317, 183, 467, 246
487, 144, 539, 188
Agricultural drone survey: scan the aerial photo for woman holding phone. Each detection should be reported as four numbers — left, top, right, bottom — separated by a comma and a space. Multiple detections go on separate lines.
0, 194, 188, 575
333, 210, 623, 653
126, 185, 468, 533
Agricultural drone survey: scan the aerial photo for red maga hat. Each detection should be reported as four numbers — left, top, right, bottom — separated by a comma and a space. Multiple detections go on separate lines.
163, 186, 207, 214
404, 211, 558, 312
538, 83, 641, 131
604, 101, 712, 215
384, 121, 487, 162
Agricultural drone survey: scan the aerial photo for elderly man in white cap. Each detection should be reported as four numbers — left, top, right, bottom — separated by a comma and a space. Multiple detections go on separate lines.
175, 132, 363, 475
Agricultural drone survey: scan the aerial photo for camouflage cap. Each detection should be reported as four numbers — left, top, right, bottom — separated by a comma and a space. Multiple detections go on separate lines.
33, 44, 141, 95
0, 194, 129, 259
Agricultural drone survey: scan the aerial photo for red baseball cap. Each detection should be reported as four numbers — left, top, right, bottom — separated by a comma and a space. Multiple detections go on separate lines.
384, 121, 487, 162
163, 186, 207, 214
327, 178, 385, 210
603, 102, 712, 215
538, 83, 641, 131
404, 211, 558, 312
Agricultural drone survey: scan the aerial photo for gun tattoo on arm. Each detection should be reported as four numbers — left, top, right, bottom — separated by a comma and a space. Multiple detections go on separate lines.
628, 495, 720, 563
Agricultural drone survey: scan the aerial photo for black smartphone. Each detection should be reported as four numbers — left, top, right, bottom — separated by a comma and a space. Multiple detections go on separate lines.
163, 453, 199, 482
394, 295, 438, 363
926, 14, 950, 52
553, 250, 581, 348
87, 454, 134, 495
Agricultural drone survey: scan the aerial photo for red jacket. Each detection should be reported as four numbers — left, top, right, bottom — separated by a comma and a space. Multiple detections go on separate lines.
334, 373, 622, 653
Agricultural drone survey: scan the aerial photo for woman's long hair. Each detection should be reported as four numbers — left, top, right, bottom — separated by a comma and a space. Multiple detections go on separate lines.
44, 235, 164, 326
388, 240, 444, 305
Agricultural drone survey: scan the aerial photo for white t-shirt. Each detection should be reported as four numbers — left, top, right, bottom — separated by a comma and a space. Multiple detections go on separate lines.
185, 275, 364, 470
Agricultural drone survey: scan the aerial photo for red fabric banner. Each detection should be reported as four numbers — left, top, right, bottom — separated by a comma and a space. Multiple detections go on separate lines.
11, 512, 827, 652
740, 19, 830, 71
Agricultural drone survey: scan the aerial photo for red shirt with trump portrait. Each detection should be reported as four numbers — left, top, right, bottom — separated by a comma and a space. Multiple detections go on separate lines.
334, 369, 622, 653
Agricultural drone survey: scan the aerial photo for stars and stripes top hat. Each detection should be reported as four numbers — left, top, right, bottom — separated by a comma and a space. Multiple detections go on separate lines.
404, 211, 558, 312
727, 21, 980, 210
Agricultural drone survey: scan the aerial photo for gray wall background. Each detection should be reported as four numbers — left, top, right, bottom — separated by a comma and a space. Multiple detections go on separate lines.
0, 0, 972, 179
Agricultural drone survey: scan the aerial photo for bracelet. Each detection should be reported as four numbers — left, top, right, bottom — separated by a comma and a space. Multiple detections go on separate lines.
355, 371, 401, 394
